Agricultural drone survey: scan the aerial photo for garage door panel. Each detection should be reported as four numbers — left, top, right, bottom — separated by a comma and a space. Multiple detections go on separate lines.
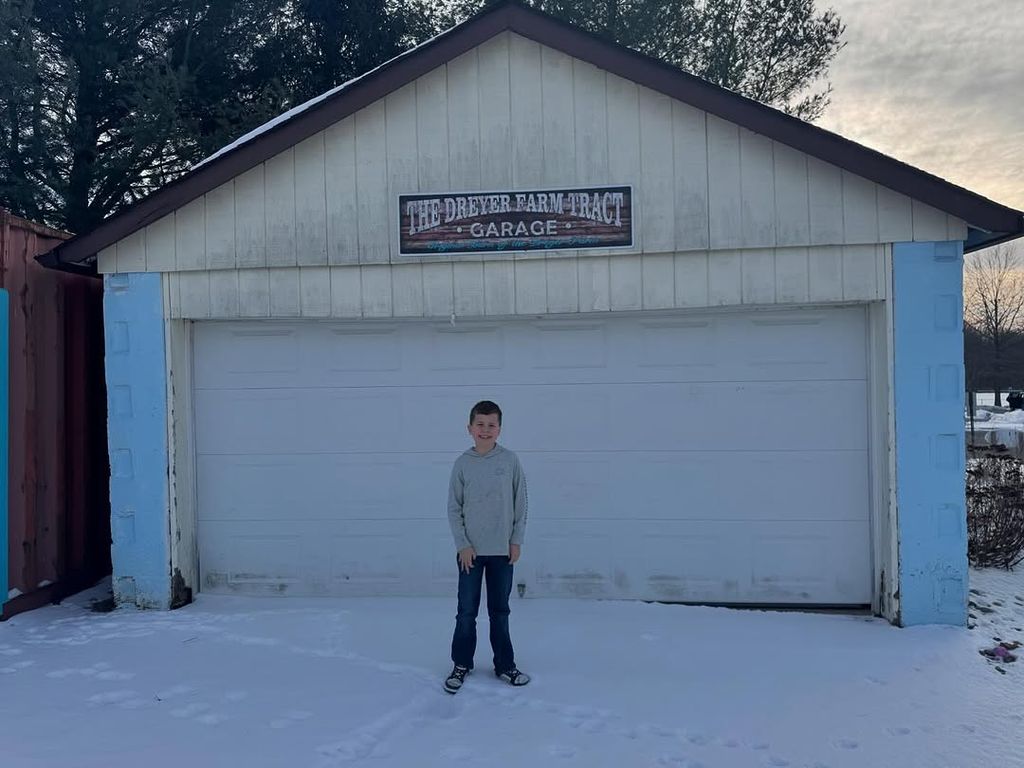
201, 519, 448, 596
200, 524, 309, 594
193, 326, 301, 389
531, 322, 609, 369
739, 313, 866, 378
195, 391, 303, 454
599, 382, 867, 452
193, 308, 867, 390
429, 325, 506, 371
635, 318, 717, 370
482, 386, 866, 454
523, 454, 621, 519
530, 530, 613, 597
319, 392, 406, 452
615, 451, 867, 522
329, 532, 407, 585
629, 528, 742, 597
327, 325, 403, 372
524, 519, 870, 603
749, 526, 865, 598
194, 307, 873, 604
430, 534, 461, 591
197, 457, 308, 521
199, 454, 451, 522
524, 449, 867, 524
629, 521, 869, 603
504, 382, 867, 453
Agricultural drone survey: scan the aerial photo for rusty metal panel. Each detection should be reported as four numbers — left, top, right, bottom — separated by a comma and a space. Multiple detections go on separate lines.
0, 210, 110, 619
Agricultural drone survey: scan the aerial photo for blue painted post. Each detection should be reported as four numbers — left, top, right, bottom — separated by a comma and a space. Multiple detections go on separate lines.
892, 241, 967, 626
103, 273, 171, 609
0, 289, 8, 611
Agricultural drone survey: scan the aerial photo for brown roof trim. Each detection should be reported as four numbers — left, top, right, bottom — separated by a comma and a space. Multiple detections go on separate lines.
41, 0, 1023, 269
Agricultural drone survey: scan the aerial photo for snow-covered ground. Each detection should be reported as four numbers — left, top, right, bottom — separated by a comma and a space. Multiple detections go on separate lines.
1, 571, 1022, 768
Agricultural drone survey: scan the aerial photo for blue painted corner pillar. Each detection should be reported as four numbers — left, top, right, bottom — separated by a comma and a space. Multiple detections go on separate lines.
104, 273, 171, 609
1, 289, 9, 611
892, 241, 967, 626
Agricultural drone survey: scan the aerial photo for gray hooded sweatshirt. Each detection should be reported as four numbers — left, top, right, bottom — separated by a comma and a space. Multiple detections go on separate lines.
447, 444, 528, 555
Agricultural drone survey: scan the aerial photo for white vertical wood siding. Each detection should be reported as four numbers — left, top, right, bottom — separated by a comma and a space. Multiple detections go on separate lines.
97, 32, 967, 278
166, 244, 888, 320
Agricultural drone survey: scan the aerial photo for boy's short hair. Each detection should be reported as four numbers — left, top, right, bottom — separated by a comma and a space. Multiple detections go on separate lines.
469, 400, 502, 425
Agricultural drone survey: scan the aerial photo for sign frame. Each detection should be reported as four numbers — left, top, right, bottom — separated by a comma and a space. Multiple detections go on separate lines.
397, 184, 634, 257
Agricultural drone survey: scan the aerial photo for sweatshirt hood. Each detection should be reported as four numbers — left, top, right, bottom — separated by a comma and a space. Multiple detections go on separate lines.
463, 443, 506, 459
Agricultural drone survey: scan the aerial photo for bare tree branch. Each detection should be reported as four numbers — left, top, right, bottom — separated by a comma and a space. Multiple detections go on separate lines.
965, 244, 1024, 404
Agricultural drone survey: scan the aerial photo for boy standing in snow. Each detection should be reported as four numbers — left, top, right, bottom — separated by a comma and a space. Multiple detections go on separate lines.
444, 400, 530, 694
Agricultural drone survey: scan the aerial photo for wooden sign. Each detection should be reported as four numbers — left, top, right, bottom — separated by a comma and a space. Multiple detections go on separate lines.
399, 185, 633, 255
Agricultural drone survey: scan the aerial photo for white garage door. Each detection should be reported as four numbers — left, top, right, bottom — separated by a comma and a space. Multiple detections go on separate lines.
193, 307, 872, 604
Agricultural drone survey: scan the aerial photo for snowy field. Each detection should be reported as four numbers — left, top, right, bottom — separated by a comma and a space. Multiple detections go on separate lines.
1, 571, 1022, 768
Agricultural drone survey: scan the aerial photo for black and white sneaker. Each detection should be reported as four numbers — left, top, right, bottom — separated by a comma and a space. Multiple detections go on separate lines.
444, 665, 471, 694
495, 667, 530, 686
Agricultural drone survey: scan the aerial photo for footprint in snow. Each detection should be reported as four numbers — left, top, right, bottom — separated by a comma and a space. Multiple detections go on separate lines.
197, 712, 229, 726
156, 684, 196, 700
96, 670, 135, 681
887, 726, 912, 737
834, 738, 859, 750
88, 690, 138, 706
641, 723, 677, 738
317, 732, 380, 762
270, 710, 314, 729
439, 746, 473, 759
47, 669, 78, 679
765, 756, 790, 767
170, 702, 211, 719
548, 744, 577, 759
562, 708, 608, 734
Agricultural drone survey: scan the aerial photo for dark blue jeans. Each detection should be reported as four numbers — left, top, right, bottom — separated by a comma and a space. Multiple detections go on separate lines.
450, 555, 515, 673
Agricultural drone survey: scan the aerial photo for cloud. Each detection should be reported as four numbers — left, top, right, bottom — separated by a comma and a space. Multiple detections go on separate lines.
817, 0, 1024, 209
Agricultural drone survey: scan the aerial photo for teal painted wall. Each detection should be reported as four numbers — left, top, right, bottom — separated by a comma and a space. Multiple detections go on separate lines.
892, 241, 968, 626
104, 273, 171, 608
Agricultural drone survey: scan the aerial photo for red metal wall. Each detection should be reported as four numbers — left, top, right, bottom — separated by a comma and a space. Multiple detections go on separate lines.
0, 209, 110, 619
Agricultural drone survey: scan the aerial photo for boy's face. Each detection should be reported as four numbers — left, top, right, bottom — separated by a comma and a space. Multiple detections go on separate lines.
468, 412, 501, 453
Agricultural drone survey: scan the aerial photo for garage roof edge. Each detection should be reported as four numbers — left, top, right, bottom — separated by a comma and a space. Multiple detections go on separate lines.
37, 0, 1024, 271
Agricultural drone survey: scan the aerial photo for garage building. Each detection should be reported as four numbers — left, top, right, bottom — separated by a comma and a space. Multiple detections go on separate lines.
41, 2, 1024, 625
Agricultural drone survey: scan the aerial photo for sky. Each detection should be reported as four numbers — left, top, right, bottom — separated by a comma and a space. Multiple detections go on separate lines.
819, 0, 1023, 218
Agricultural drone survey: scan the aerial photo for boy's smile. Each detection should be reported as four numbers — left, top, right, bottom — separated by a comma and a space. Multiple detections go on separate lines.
468, 413, 501, 454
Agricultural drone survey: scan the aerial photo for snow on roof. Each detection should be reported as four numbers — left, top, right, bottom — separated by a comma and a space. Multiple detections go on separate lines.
191, 25, 454, 171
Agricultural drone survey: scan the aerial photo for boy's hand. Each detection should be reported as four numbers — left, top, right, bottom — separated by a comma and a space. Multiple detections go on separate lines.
509, 544, 521, 564
458, 547, 476, 573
